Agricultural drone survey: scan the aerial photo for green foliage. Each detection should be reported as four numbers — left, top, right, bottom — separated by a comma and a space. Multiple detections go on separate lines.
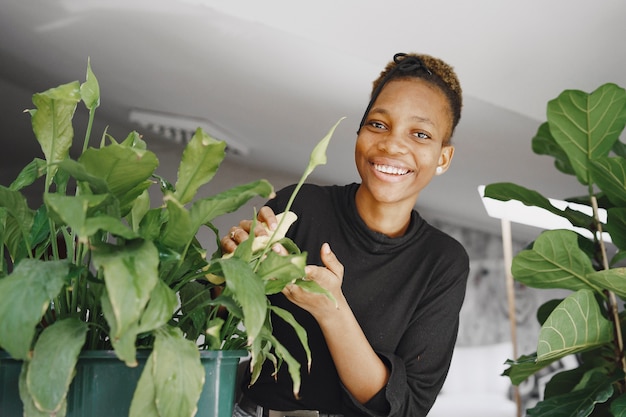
485, 82, 626, 416
0, 63, 342, 416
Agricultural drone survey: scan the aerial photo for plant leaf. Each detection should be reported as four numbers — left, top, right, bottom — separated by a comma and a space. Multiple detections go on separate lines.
174, 128, 226, 205
537, 290, 613, 361
512, 230, 598, 292
19, 363, 63, 417
80, 58, 100, 110
9, 158, 47, 191
79, 143, 158, 200
531, 121, 576, 176
585, 268, 626, 299
30, 81, 81, 172
135, 327, 205, 417
527, 369, 617, 417
160, 195, 193, 250
606, 207, 626, 250
189, 179, 273, 228
547, 83, 626, 184
589, 157, 626, 207
483, 182, 594, 229
610, 393, 626, 417
218, 257, 267, 344
0, 259, 69, 359
92, 239, 159, 338
0, 185, 35, 259
26, 318, 88, 414
503, 353, 559, 386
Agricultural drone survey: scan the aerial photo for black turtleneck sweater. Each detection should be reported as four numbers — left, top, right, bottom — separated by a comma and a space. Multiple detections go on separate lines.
242, 183, 469, 417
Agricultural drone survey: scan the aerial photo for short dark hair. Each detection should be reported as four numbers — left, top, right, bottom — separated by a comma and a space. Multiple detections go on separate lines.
360, 53, 463, 143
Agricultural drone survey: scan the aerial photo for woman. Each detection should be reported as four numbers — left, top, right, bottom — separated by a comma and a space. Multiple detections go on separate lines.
226, 52, 469, 417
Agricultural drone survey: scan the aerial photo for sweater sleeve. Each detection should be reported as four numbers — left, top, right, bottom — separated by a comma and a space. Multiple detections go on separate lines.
341, 247, 469, 417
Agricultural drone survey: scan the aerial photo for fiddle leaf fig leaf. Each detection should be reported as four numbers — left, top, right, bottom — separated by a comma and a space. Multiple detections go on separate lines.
0, 259, 69, 360
585, 268, 626, 299
537, 290, 613, 362
503, 353, 558, 386
589, 157, 626, 207
526, 369, 617, 417
174, 128, 226, 205
29, 81, 81, 170
26, 318, 88, 414
512, 230, 599, 292
547, 83, 626, 184
93, 239, 160, 339
483, 183, 593, 229
606, 207, 626, 250
531, 121, 576, 176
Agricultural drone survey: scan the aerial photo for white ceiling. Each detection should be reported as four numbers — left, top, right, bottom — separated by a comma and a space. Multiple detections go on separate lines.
1, 0, 626, 241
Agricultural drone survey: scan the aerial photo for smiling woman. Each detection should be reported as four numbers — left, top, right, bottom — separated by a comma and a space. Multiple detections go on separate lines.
225, 52, 469, 417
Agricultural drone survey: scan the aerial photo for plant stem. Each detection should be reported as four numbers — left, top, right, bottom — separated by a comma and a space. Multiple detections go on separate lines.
591, 196, 626, 391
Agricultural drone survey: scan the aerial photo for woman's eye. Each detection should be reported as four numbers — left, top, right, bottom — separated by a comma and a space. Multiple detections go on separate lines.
368, 121, 386, 130
413, 131, 431, 140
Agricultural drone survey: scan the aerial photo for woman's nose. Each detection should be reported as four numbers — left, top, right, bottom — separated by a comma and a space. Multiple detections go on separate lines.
378, 131, 406, 154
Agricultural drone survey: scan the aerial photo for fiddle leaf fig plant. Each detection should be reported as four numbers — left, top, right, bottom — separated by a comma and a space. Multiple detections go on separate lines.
484, 82, 626, 416
0, 62, 342, 417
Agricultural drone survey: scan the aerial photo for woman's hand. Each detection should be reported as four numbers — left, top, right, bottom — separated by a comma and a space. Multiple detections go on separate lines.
283, 243, 346, 319
220, 206, 278, 254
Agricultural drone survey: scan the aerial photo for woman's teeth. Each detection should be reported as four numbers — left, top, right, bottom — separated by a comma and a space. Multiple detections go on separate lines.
374, 164, 409, 175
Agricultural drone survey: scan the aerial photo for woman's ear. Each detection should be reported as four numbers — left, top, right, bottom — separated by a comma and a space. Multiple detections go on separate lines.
436, 145, 455, 175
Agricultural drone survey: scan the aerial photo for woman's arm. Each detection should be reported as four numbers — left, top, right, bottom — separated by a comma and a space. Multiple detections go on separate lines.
283, 242, 390, 404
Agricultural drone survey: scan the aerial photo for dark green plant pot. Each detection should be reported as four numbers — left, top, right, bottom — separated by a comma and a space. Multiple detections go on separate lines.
0, 349, 246, 417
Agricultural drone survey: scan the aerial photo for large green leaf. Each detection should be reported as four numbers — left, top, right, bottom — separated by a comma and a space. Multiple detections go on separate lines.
19, 363, 62, 417
610, 393, 626, 417
547, 83, 626, 184
512, 230, 598, 292
92, 239, 159, 339
130, 327, 204, 417
44, 193, 137, 240
527, 370, 617, 417
537, 290, 613, 361
585, 268, 626, 299
589, 157, 626, 207
160, 196, 193, 250
79, 143, 158, 200
0, 185, 35, 258
503, 353, 560, 386
189, 179, 273, 229
0, 259, 69, 359
532, 121, 576, 176
103, 280, 177, 366
173, 128, 225, 205
9, 158, 47, 191
29, 81, 81, 171
26, 318, 88, 415
606, 207, 626, 250
218, 256, 267, 344
483, 183, 593, 229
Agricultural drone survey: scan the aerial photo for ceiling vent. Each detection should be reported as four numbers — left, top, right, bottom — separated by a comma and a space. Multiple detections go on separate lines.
128, 109, 249, 156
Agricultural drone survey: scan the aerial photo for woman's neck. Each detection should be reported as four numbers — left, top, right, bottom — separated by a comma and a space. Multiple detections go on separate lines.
354, 185, 414, 238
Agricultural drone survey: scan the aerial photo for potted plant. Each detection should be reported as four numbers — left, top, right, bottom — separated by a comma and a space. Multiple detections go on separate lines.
484, 82, 626, 416
0, 62, 341, 417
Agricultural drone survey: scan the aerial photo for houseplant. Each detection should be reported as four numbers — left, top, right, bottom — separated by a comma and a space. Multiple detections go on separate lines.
484, 82, 626, 416
0, 62, 341, 417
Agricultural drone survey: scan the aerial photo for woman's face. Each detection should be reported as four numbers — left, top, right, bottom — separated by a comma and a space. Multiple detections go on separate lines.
355, 78, 455, 208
